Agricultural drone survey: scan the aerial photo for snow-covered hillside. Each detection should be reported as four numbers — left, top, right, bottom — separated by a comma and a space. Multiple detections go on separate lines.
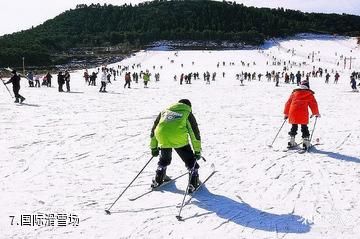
0, 35, 359, 239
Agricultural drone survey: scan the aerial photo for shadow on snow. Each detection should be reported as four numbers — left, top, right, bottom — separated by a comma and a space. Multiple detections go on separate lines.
189, 186, 312, 233
111, 179, 312, 234
16, 103, 40, 107
147, 182, 311, 233
311, 148, 360, 163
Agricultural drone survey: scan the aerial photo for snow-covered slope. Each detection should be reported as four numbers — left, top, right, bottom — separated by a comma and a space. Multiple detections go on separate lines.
0, 35, 359, 239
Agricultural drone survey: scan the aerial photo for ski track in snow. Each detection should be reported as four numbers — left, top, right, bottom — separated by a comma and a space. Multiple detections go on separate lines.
0, 35, 360, 239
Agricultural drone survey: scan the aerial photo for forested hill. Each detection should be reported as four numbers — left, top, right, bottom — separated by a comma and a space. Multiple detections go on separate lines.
1, 0, 360, 67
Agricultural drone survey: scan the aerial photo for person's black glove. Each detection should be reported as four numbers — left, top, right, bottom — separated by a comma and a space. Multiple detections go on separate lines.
311, 114, 321, 118
194, 152, 201, 160
284, 115, 288, 120
151, 148, 159, 157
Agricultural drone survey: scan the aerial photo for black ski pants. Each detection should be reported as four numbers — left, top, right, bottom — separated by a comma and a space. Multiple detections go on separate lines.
289, 124, 310, 138
58, 80, 64, 92
99, 82, 106, 92
351, 83, 357, 90
13, 86, 24, 100
66, 80, 70, 92
124, 80, 131, 88
158, 145, 199, 170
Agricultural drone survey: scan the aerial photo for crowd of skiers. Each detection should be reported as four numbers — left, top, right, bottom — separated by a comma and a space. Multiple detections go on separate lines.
82, 65, 155, 92
18, 71, 53, 88
2, 56, 359, 109
1, 57, 359, 195
2, 66, 358, 108
232, 68, 360, 91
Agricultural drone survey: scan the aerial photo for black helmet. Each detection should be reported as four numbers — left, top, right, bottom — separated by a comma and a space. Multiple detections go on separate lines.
178, 99, 191, 107
300, 80, 310, 89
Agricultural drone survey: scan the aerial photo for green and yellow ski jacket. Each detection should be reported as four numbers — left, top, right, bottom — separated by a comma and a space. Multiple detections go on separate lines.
150, 103, 201, 153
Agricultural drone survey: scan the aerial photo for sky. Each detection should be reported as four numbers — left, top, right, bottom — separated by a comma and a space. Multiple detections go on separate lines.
0, 0, 359, 36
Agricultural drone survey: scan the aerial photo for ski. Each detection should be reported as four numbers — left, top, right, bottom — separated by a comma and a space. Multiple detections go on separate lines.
176, 168, 217, 209
298, 144, 315, 154
297, 143, 322, 154
282, 142, 301, 152
283, 142, 322, 153
128, 172, 188, 201
273, 142, 301, 152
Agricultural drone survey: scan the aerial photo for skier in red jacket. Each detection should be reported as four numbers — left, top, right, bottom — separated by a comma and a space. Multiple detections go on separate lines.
284, 80, 320, 149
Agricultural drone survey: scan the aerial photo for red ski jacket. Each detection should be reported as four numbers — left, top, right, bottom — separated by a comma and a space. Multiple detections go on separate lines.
284, 89, 319, 125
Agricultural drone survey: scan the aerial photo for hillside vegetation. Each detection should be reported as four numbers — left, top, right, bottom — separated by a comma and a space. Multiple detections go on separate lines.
1, 0, 359, 67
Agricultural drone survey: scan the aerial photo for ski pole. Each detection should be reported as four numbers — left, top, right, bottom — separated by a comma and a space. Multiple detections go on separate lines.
105, 156, 154, 215
176, 160, 198, 221
268, 118, 287, 148
308, 117, 318, 152
0, 77, 13, 98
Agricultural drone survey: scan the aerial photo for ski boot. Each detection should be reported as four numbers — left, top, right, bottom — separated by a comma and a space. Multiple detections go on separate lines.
151, 166, 167, 188
14, 98, 19, 103
287, 136, 297, 148
187, 170, 200, 194
20, 97, 26, 103
302, 137, 310, 150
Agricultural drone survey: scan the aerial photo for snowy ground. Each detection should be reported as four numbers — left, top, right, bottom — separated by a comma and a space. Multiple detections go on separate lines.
1, 35, 359, 239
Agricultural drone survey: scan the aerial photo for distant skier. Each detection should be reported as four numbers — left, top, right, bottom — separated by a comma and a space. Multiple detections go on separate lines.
124, 72, 131, 88
57, 71, 65, 92
296, 71, 301, 86
275, 72, 280, 87
325, 73, 330, 84
180, 73, 184, 85
45, 72, 52, 87
3, 70, 26, 103
150, 99, 202, 193
107, 71, 112, 84
27, 71, 34, 87
143, 71, 150, 88
34, 73, 40, 88
187, 73, 192, 84
350, 75, 358, 92
113, 70, 116, 81
83, 70, 89, 84
206, 71, 210, 84
99, 71, 107, 92
284, 73, 289, 83
239, 73, 244, 85
334, 72, 340, 84
290, 72, 295, 84
135, 72, 139, 83
155, 73, 160, 82
42, 75, 47, 86
89, 72, 97, 86
284, 80, 320, 149
64, 70, 71, 92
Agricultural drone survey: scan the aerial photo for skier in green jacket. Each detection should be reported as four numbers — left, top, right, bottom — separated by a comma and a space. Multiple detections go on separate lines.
143, 71, 150, 88
150, 99, 201, 192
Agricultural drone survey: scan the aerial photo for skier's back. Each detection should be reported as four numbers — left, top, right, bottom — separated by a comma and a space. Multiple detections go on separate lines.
284, 81, 320, 149
150, 99, 202, 193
